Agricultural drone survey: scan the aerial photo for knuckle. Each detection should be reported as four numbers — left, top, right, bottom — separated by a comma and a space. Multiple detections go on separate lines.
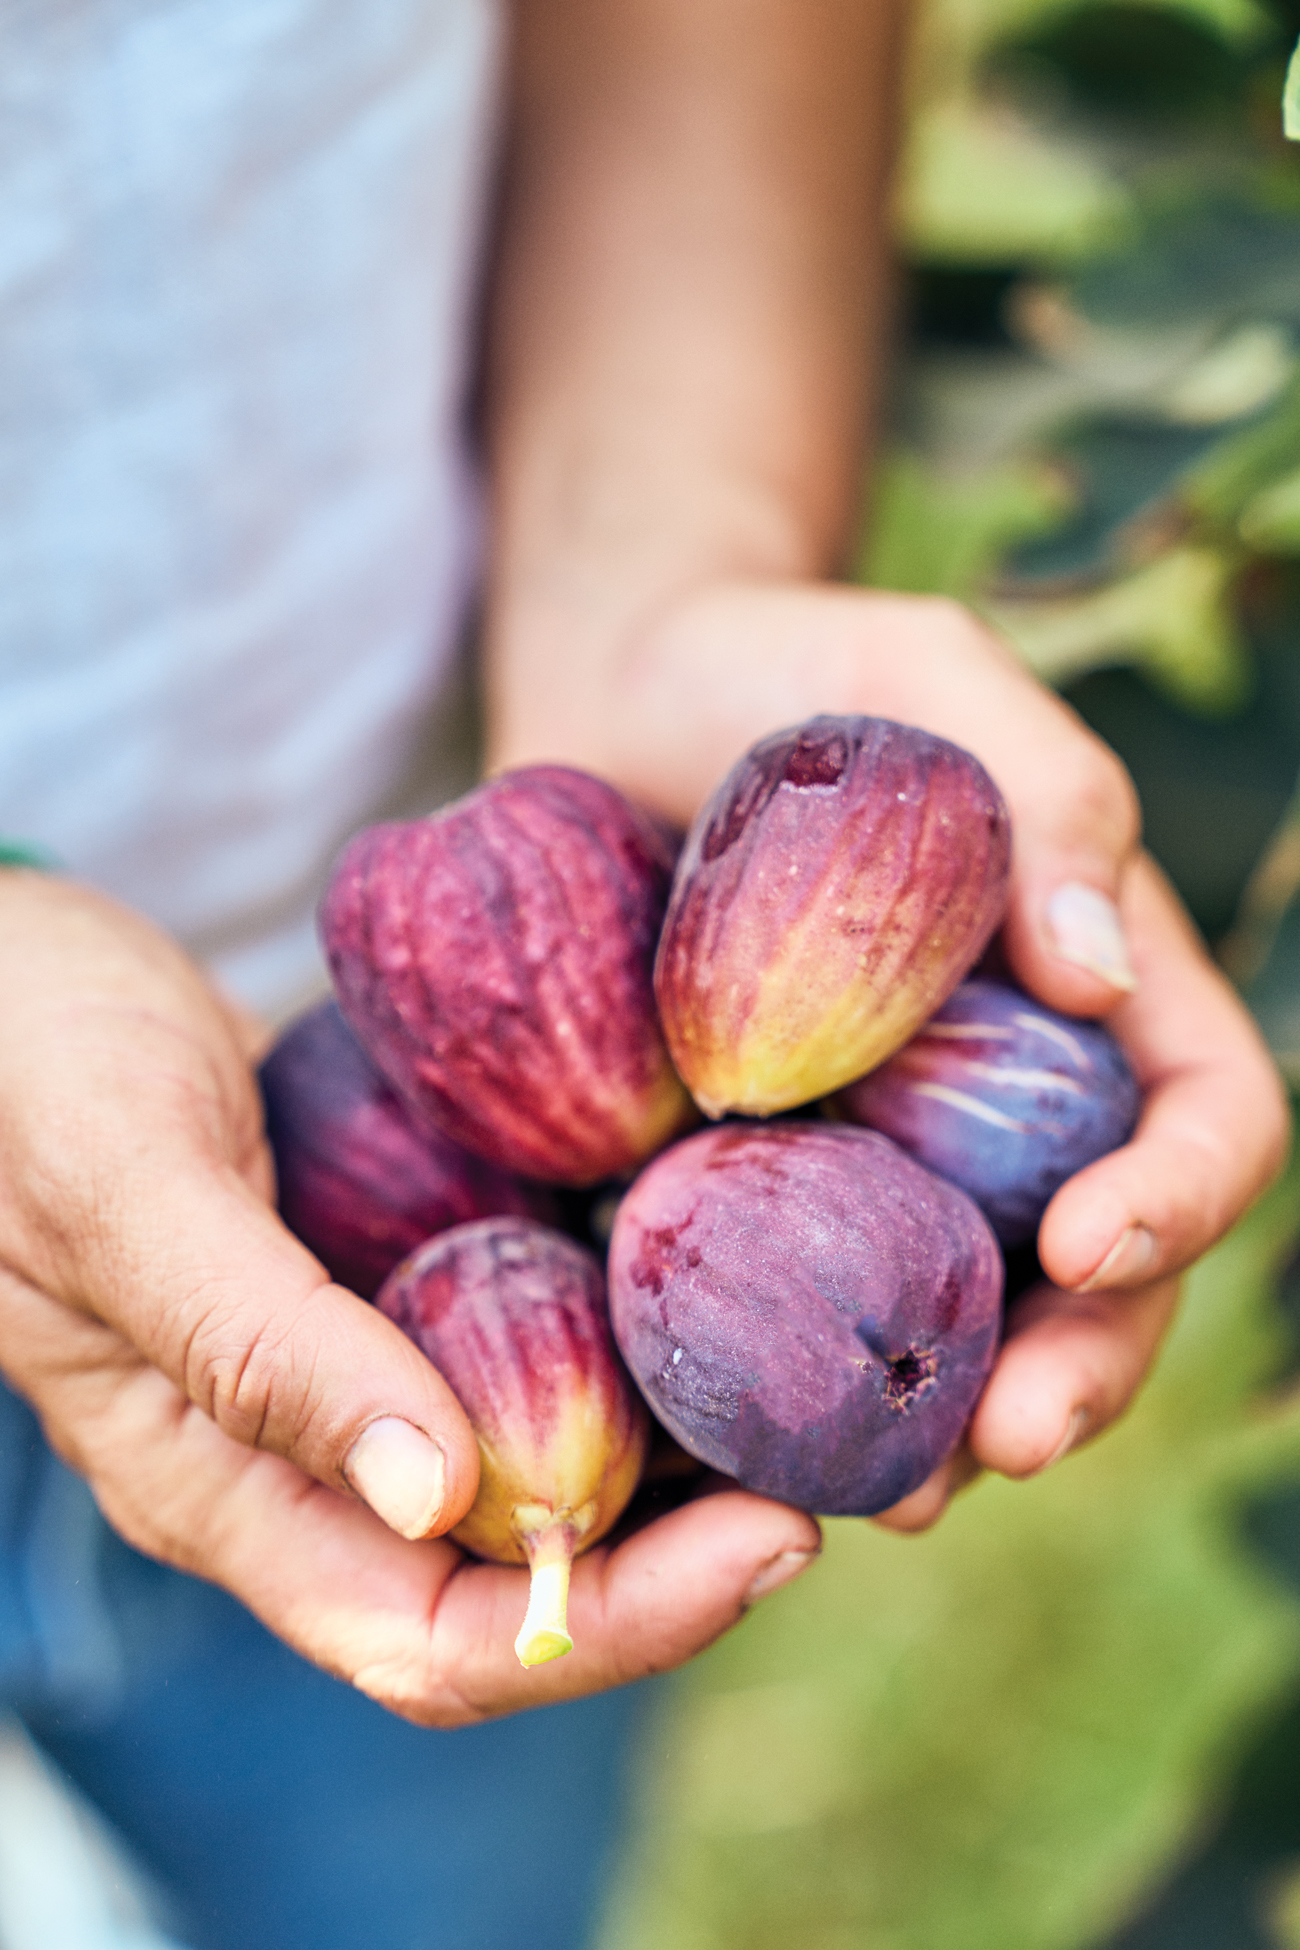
74, 1388, 213, 1572
94, 1482, 181, 1567
915, 595, 995, 656
351, 1658, 486, 1730
182, 1293, 317, 1455
1051, 737, 1141, 855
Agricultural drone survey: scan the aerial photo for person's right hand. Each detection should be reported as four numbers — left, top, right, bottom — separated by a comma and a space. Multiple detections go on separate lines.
0, 870, 819, 1724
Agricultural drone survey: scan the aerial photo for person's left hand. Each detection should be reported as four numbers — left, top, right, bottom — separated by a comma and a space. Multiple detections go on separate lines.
488, 574, 1290, 1528
0, 872, 821, 1727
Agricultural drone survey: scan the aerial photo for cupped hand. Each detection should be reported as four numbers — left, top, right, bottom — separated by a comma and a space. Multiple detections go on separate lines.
489, 574, 1291, 1522
0, 870, 819, 1722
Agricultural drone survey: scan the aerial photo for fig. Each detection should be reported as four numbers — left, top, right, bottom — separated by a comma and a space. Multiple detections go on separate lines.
320, 767, 696, 1186
608, 1122, 1002, 1516
835, 977, 1141, 1247
259, 1000, 549, 1299
376, 1217, 650, 1666
654, 716, 1011, 1118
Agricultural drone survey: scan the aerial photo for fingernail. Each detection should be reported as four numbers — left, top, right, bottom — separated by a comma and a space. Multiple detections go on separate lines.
743, 1547, 820, 1607
1077, 1223, 1159, 1291
344, 1418, 446, 1540
1036, 1406, 1091, 1474
1045, 882, 1137, 992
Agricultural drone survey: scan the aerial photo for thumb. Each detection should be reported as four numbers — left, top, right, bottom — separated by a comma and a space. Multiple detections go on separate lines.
996, 728, 1143, 1017
51, 1154, 483, 1541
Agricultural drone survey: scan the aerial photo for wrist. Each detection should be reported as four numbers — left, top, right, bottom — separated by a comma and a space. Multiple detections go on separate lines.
482, 469, 851, 781
484, 575, 1027, 828
483, 567, 828, 817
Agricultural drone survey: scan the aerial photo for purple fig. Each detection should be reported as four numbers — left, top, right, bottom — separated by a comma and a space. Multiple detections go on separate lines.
835, 977, 1141, 1247
320, 767, 696, 1187
376, 1217, 650, 1666
655, 716, 1011, 1119
260, 1000, 549, 1298
608, 1122, 1003, 1516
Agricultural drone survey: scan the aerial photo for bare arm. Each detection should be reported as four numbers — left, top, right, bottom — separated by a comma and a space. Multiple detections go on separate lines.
484, 0, 902, 798
481, 0, 1288, 1525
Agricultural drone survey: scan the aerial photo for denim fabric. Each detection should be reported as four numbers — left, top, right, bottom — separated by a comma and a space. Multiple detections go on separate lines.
0, 1381, 646, 1950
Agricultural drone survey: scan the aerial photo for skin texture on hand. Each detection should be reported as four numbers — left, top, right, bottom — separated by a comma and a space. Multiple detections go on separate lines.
480, 0, 1288, 1528
0, 871, 819, 1724
488, 581, 1291, 1530
7, 0, 1278, 1735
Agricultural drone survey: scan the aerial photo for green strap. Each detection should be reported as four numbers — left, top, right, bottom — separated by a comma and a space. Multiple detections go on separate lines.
0, 840, 60, 871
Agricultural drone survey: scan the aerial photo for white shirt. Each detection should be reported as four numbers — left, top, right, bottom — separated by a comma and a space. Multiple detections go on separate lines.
0, 0, 502, 1011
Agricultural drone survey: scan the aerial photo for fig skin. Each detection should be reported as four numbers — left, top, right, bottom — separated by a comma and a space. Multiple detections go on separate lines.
259, 1000, 549, 1299
835, 977, 1141, 1247
376, 1217, 650, 1667
608, 1122, 1003, 1517
654, 716, 1012, 1119
320, 767, 696, 1187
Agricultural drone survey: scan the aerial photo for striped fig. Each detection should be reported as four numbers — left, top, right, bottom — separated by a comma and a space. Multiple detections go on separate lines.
608, 1122, 1002, 1517
835, 977, 1140, 1246
654, 716, 1011, 1118
376, 1217, 650, 1667
259, 1000, 548, 1299
320, 768, 696, 1187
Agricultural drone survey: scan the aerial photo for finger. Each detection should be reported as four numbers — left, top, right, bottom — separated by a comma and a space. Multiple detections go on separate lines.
769, 592, 1145, 1017
3, 1170, 483, 1541
8, 1286, 821, 1726
996, 739, 1142, 1019
6, 1293, 478, 1702
412, 1491, 821, 1724
1039, 854, 1290, 1291
869, 1447, 982, 1535
968, 1274, 1181, 1478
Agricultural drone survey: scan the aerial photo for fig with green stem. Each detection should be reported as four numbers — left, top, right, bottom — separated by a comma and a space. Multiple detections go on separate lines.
375, 1216, 649, 1666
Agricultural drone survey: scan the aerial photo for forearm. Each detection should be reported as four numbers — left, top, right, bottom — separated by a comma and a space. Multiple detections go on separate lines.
483, 0, 904, 789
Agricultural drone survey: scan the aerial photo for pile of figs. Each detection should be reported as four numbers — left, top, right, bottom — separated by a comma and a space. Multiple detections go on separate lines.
261, 716, 1140, 1667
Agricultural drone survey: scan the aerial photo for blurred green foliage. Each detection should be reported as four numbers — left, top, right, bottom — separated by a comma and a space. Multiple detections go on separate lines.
595, 3, 1300, 1944
874, 0, 1300, 1062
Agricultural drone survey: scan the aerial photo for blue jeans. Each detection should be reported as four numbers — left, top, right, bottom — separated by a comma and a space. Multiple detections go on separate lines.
0, 1381, 646, 1950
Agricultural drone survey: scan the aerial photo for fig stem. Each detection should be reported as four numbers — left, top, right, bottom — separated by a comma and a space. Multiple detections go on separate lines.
514, 1518, 578, 1668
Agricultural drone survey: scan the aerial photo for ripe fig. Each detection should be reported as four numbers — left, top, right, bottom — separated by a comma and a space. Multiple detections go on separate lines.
655, 716, 1011, 1118
608, 1122, 1002, 1517
321, 768, 696, 1186
376, 1217, 650, 1667
835, 977, 1141, 1247
259, 1000, 549, 1299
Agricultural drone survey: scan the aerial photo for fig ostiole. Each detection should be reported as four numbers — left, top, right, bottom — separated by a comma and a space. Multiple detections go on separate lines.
834, 977, 1141, 1246
375, 1217, 650, 1667
608, 1122, 1003, 1517
320, 766, 697, 1188
654, 716, 1011, 1119
259, 999, 550, 1299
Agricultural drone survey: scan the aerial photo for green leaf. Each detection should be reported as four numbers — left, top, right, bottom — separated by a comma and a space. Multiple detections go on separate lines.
1239, 462, 1300, 551
1000, 418, 1220, 587
1247, 893, 1300, 1081
919, 0, 1270, 77
860, 449, 1074, 599
1064, 190, 1300, 334
1285, 35, 1300, 140
986, 544, 1253, 712
1164, 322, 1296, 425
897, 95, 1135, 265
1184, 374, 1300, 527
1220, 767, 1300, 991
